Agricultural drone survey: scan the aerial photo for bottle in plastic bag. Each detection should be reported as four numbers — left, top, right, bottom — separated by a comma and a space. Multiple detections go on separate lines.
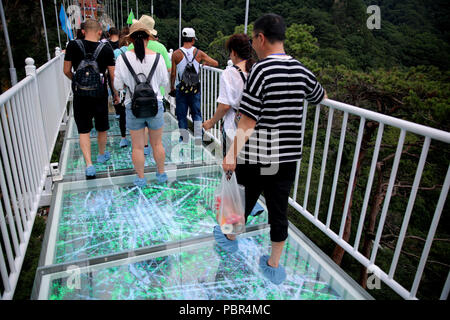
215, 172, 246, 234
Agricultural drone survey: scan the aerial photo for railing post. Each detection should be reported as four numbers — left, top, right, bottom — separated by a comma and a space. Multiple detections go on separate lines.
25, 58, 50, 171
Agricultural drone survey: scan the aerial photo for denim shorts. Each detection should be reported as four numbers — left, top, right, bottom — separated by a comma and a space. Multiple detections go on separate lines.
126, 100, 164, 131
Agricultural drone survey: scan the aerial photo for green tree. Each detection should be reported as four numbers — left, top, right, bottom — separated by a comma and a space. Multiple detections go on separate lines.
284, 24, 318, 60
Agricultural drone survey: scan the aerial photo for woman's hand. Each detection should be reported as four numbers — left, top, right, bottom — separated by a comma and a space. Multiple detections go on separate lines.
222, 151, 236, 173
202, 119, 214, 131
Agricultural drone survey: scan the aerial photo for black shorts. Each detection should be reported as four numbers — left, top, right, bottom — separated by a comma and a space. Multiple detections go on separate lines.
73, 95, 109, 134
235, 161, 297, 242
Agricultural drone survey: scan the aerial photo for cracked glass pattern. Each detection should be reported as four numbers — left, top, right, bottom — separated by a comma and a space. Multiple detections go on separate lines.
49, 169, 267, 265
60, 132, 218, 178
43, 229, 358, 300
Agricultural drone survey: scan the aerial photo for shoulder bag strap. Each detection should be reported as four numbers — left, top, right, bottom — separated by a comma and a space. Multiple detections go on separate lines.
191, 48, 199, 63
75, 39, 86, 58
180, 48, 189, 62
232, 65, 247, 84
93, 42, 106, 60
145, 53, 161, 84
178, 49, 189, 81
120, 52, 142, 85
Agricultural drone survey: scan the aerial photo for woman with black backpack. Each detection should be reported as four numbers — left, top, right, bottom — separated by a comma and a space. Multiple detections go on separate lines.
114, 22, 169, 187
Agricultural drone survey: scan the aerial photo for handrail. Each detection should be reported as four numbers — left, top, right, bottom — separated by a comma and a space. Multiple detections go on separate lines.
323, 99, 450, 143
0, 49, 70, 300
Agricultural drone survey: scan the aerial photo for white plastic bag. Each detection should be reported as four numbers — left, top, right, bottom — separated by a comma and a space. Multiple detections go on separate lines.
214, 172, 246, 234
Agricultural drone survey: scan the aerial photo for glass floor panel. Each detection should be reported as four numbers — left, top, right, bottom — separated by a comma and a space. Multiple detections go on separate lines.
33, 227, 371, 300
66, 112, 180, 139
60, 130, 218, 180
40, 166, 268, 266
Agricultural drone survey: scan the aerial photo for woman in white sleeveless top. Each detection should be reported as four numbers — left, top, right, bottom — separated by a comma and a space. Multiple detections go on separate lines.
203, 34, 255, 157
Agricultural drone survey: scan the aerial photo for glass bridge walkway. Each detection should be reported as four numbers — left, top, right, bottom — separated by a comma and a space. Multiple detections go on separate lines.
1, 51, 449, 300
31, 110, 371, 300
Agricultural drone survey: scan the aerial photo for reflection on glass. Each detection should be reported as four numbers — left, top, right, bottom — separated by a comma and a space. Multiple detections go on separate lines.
42, 229, 357, 300
61, 131, 217, 178
51, 169, 267, 264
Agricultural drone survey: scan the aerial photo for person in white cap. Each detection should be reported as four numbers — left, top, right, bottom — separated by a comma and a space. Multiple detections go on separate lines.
170, 27, 218, 143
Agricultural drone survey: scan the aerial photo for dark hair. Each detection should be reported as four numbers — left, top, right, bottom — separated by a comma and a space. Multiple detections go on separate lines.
100, 31, 109, 40
119, 34, 128, 47
253, 13, 286, 44
181, 36, 194, 44
109, 27, 119, 36
119, 28, 130, 47
76, 28, 85, 40
130, 31, 150, 62
226, 33, 255, 73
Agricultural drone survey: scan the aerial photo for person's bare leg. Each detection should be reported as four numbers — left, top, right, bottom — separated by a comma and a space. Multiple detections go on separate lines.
79, 133, 92, 167
148, 128, 165, 174
145, 127, 149, 147
130, 128, 146, 178
268, 241, 285, 268
97, 131, 107, 155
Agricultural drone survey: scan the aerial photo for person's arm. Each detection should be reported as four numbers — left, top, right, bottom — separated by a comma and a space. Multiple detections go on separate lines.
198, 50, 218, 67
159, 44, 172, 72
170, 50, 181, 92
105, 46, 119, 103
107, 65, 119, 103
158, 57, 170, 95
63, 41, 74, 80
204, 70, 232, 130
304, 69, 326, 105
113, 57, 124, 91
222, 113, 256, 172
63, 61, 73, 80
203, 103, 231, 131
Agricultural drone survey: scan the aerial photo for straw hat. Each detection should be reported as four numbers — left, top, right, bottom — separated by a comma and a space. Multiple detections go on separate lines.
126, 21, 152, 39
138, 15, 158, 36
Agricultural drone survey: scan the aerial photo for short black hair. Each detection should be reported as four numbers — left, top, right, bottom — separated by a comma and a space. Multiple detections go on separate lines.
181, 36, 194, 44
109, 27, 119, 36
253, 13, 286, 43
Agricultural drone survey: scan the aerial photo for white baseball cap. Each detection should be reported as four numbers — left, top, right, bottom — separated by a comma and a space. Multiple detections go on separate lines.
182, 27, 197, 40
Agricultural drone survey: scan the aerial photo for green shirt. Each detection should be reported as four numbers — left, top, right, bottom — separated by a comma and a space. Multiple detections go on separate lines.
128, 40, 171, 95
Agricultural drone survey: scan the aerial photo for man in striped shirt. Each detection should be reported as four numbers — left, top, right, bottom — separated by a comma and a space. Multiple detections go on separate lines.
219, 13, 327, 285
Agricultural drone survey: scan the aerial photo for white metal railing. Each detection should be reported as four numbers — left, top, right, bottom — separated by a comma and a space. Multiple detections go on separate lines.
198, 65, 450, 300
200, 65, 223, 145
0, 49, 70, 300
291, 100, 450, 300
36, 48, 72, 160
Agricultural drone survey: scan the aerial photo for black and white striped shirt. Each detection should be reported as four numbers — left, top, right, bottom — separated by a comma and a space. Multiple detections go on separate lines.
238, 55, 325, 164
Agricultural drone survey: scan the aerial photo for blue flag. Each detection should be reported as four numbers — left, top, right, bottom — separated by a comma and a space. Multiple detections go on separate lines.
59, 5, 74, 40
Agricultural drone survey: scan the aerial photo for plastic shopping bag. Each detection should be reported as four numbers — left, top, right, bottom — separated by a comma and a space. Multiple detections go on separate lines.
214, 171, 246, 235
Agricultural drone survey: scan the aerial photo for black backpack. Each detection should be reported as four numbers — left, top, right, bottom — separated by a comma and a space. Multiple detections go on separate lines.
121, 52, 161, 118
72, 40, 106, 97
178, 49, 200, 94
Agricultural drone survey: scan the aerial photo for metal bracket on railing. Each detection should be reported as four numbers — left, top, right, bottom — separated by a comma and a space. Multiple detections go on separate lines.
38, 163, 62, 207
50, 162, 63, 182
